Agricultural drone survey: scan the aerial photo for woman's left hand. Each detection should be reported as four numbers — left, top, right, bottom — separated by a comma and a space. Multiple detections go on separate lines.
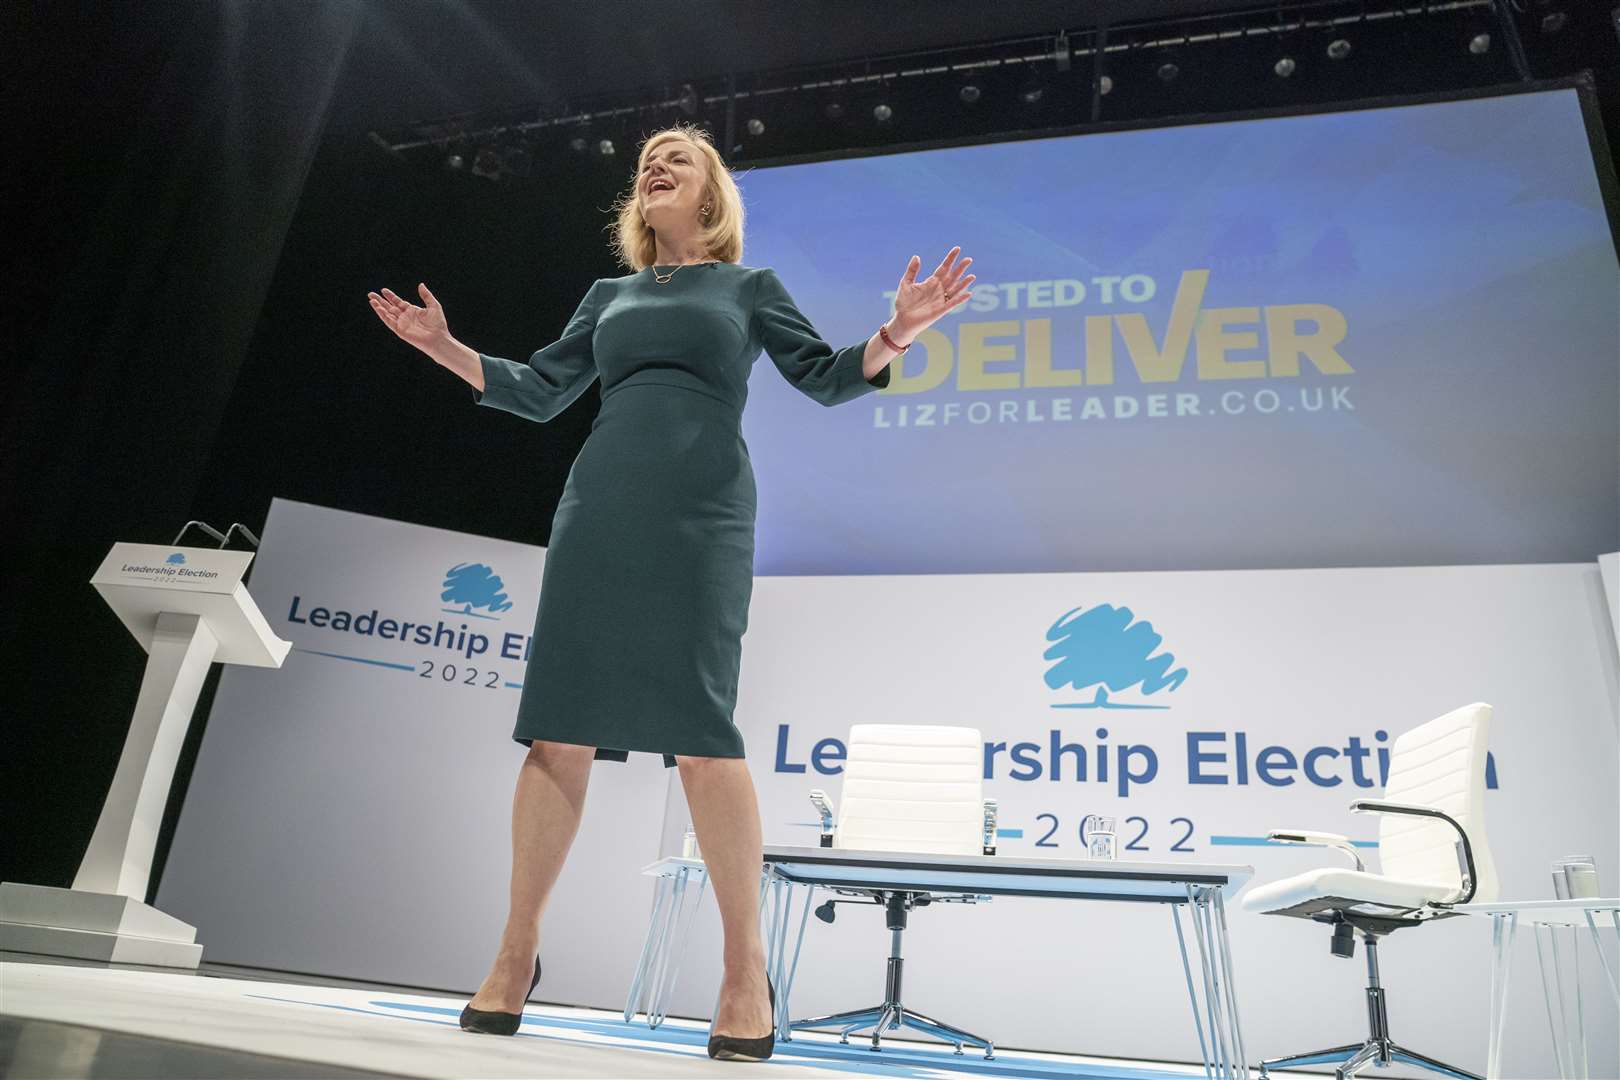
891, 246, 975, 340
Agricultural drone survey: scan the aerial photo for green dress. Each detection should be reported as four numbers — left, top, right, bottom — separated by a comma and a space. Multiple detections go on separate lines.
474, 261, 891, 766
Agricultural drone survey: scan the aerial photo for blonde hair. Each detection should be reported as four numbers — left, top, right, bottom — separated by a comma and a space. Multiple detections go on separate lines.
608, 123, 745, 271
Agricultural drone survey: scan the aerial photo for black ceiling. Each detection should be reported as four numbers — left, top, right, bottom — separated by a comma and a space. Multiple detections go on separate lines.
332, 0, 1338, 134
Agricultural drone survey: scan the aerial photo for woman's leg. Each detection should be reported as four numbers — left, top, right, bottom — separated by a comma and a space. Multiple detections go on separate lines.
467, 739, 596, 1011
675, 755, 772, 1039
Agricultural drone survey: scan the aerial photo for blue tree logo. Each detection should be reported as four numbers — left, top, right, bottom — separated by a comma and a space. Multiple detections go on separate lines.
166, 552, 187, 564
1044, 604, 1188, 710
440, 562, 513, 620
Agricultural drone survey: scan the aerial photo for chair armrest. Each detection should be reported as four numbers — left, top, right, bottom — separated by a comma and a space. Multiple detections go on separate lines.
982, 798, 999, 856
1349, 799, 1478, 904
1266, 829, 1365, 872
808, 789, 835, 848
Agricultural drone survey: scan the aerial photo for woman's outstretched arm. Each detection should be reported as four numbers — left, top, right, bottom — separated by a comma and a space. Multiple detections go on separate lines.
368, 282, 486, 391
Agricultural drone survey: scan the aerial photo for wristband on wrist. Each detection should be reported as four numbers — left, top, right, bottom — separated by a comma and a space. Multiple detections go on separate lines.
878, 321, 911, 354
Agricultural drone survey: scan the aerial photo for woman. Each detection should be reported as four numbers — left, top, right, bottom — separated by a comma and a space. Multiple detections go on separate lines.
367, 122, 974, 1061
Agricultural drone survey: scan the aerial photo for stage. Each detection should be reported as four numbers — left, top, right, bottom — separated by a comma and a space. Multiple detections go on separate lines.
0, 955, 1256, 1079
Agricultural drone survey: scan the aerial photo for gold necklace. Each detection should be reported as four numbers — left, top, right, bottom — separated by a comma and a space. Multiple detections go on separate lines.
651, 259, 714, 284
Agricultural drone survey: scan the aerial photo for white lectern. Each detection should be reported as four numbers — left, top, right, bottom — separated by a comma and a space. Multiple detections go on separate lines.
0, 541, 290, 969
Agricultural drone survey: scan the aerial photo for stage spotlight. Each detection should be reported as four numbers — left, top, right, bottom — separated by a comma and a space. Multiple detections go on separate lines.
598, 138, 615, 156
1018, 69, 1044, 104
501, 143, 532, 178
815, 900, 837, 924
1468, 32, 1492, 54
873, 102, 893, 122
1274, 56, 1297, 77
471, 147, 505, 180
1327, 38, 1352, 59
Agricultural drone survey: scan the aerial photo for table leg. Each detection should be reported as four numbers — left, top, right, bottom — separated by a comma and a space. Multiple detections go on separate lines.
1548, 922, 1585, 1079
1199, 888, 1237, 1078
1213, 889, 1250, 1078
1582, 910, 1620, 1007
1569, 926, 1587, 1080
1171, 901, 1216, 1080
1487, 912, 1517, 1080
646, 867, 691, 1028
625, 873, 673, 1023
778, 883, 816, 1041
1185, 885, 1235, 1079
771, 875, 790, 995
649, 867, 708, 1027
1534, 923, 1573, 1079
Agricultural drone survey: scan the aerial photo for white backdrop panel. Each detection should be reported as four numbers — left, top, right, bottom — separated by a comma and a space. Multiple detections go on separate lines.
660, 561, 1618, 1077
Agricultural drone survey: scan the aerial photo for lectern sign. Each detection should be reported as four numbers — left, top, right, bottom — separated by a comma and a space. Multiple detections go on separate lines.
92, 543, 253, 594
91, 543, 286, 667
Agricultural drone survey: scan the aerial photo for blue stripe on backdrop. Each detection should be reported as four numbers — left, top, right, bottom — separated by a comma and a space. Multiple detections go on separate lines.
293, 647, 415, 672
1210, 834, 1378, 848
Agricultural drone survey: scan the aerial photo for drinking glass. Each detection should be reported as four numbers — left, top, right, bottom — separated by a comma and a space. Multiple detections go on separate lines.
1556, 854, 1599, 900
1083, 815, 1117, 860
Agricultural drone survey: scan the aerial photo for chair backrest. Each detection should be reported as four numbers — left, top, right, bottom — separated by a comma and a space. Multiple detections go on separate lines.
1379, 702, 1498, 903
835, 724, 984, 856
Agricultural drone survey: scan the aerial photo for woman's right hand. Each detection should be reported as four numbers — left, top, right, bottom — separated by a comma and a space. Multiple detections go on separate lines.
368, 283, 451, 356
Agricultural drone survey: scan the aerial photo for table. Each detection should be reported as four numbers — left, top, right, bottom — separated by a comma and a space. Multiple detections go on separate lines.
625, 845, 1254, 1079
1455, 898, 1620, 1080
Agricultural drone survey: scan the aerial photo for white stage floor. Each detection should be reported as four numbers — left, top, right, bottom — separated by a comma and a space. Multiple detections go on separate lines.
0, 956, 1267, 1079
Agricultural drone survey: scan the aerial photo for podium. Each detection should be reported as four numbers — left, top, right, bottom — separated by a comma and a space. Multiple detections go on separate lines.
0, 541, 290, 969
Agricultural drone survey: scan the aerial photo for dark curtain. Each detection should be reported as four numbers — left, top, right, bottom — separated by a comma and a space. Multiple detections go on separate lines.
1, 1, 364, 894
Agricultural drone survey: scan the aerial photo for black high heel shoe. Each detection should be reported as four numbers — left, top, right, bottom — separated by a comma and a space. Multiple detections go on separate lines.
707, 970, 776, 1061
459, 955, 540, 1036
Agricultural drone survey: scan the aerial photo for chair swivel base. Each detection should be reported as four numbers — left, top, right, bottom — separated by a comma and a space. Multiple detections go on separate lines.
789, 1001, 994, 1059
1259, 959, 1479, 1080
1259, 1039, 1480, 1080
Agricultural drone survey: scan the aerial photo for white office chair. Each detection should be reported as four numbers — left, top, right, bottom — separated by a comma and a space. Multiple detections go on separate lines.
789, 723, 999, 1057
1241, 702, 1499, 1080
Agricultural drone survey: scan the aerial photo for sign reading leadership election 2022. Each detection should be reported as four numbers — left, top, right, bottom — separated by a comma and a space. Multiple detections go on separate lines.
287, 561, 532, 665
737, 567, 1610, 871
738, 86, 1619, 576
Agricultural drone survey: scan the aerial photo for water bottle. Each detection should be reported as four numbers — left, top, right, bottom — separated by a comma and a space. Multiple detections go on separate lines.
681, 823, 700, 860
